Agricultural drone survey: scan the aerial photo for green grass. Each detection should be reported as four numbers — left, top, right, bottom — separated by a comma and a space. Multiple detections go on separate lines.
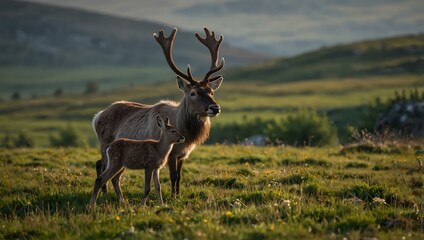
227, 34, 424, 83
0, 66, 170, 99
1, 74, 422, 147
1, 32, 423, 146
1, 145, 423, 239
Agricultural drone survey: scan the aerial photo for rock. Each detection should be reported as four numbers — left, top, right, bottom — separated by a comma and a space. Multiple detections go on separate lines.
375, 101, 424, 138
241, 135, 271, 146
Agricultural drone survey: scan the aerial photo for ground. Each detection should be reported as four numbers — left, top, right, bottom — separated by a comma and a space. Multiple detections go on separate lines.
1, 145, 423, 239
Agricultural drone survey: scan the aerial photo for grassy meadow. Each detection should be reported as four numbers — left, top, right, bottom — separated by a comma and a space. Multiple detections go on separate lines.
1, 31, 424, 239
1, 74, 423, 147
1, 145, 423, 239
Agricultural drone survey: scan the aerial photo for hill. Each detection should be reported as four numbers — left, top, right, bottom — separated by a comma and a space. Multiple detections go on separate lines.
25, 0, 424, 56
0, 0, 267, 99
227, 34, 424, 82
0, 0, 265, 68
0, 34, 423, 146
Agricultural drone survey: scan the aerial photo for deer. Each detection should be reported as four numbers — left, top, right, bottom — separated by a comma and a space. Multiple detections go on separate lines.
92, 27, 225, 197
89, 115, 185, 207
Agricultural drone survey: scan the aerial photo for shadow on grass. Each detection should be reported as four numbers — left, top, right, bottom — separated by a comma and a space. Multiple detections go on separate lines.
190, 177, 245, 189
0, 191, 118, 218
279, 158, 332, 167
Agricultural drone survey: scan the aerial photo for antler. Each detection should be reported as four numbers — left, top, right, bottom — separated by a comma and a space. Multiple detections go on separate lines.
195, 27, 225, 82
154, 28, 196, 84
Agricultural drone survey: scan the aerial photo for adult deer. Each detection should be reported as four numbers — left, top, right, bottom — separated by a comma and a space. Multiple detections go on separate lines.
92, 27, 225, 197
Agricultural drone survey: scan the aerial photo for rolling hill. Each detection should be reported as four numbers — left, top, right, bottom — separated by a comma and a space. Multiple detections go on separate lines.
0, 33, 423, 146
25, 0, 424, 56
227, 34, 424, 83
0, 0, 267, 99
0, 0, 265, 68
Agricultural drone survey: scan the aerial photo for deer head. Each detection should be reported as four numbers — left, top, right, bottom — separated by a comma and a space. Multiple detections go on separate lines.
156, 115, 186, 144
154, 27, 224, 117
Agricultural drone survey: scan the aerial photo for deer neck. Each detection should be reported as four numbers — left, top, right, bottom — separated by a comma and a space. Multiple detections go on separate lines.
157, 132, 174, 158
176, 97, 211, 145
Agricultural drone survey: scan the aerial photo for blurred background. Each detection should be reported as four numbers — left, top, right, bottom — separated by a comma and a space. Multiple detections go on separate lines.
0, 0, 423, 147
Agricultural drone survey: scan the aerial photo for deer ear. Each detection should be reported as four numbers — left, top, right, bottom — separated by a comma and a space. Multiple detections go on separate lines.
156, 115, 164, 128
165, 117, 171, 125
177, 76, 190, 92
209, 76, 223, 91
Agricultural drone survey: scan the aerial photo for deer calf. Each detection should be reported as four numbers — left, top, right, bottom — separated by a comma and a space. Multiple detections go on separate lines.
89, 115, 185, 206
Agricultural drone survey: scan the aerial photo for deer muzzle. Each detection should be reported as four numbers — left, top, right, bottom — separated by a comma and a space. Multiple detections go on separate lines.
207, 104, 221, 117
177, 136, 186, 143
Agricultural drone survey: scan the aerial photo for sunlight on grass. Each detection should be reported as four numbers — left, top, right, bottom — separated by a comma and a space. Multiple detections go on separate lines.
0, 146, 423, 239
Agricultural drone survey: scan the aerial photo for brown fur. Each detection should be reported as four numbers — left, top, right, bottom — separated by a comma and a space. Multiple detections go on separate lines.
92, 27, 224, 197
89, 116, 185, 206
93, 82, 220, 195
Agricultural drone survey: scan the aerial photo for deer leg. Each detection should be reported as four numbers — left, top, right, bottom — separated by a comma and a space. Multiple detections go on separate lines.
153, 169, 164, 205
95, 159, 104, 191
96, 146, 108, 193
176, 158, 185, 196
89, 164, 123, 206
111, 169, 126, 204
141, 168, 153, 206
167, 155, 178, 197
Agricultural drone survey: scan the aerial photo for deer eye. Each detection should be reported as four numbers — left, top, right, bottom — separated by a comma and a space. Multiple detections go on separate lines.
171, 130, 176, 133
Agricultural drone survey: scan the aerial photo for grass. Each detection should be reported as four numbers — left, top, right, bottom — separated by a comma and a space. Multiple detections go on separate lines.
1, 145, 423, 239
0, 66, 170, 99
1, 74, 422, 147
227, 34, 424, 83
1, 32, 423, 146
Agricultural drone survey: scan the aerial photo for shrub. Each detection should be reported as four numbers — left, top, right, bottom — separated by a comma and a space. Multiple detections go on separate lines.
1, 133, 14, 148
344, 162, 368, 169
279, 109, 338, 146
53, 88, 63, 97
85, 81, 98, 94
49, 125, 80, 147
209, 109, 338, 146
11, 92, 20, 100
0, 133, 33, 148
14, 132, 33, 148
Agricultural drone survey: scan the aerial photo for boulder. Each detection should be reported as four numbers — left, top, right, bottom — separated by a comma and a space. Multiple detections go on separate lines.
375, 101, 424, 138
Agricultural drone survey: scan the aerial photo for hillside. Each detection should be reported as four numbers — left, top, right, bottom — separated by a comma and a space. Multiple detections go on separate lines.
0, 0, 265, 68
0, 34, 423, 146
0, 0, 268, 99
25, 0, 424, 56
227, 34, 424, 82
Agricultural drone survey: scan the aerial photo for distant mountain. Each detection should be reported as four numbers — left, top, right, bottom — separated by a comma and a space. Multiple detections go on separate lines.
0, 0, 267, 69
227, 34, 424, 82
24, 0, 424, 56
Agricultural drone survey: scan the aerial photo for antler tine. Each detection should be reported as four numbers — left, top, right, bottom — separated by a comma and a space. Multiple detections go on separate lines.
154, 28, 196, 84
187, 64, 194, 81
208, 75, 223, 82
195, 27, 225, 82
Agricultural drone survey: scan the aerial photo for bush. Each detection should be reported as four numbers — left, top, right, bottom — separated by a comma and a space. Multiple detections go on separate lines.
209, 117, 271, 144
0, 133, 34, 148
85, 81, 98, 94
11, 92, 20, 100
209, 109, 338, 146
1, 133, 14, 148
278, 109, 338, 146
49, 125, 80, 147
14, 132, 34, 148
